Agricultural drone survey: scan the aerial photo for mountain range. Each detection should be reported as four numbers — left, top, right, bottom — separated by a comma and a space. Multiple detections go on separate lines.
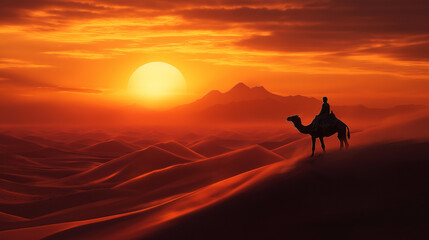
169, 82, 427, 123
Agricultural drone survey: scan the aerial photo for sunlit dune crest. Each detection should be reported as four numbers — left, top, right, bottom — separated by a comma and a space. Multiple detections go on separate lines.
154, 141, 204, 160
0, 134, 44, 154
0, 212, 28, 223
58, 145, 191, 186
81, 140, 138, 157
187, 138, 234, 157
21, 147, 86, 159
116, 145, 285, 190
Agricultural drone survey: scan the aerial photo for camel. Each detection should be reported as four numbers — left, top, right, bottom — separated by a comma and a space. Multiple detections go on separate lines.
286, 115, 350, 157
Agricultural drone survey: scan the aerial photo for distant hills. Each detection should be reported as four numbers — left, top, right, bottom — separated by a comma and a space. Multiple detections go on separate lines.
176, 82, 319, 111
170, 82, 427, 123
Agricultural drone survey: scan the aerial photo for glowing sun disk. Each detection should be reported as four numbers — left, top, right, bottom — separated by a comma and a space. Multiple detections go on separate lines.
128, 62, 187, 107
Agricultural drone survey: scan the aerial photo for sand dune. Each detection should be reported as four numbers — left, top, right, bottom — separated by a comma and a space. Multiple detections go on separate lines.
351, 112, 429, 145
0, 153, 42, 168
66, 138, 100, 150
0, 188, 43, 204
0, 173, 44, 184
272, 137, 310, 158
0, 146, 284, 232
74, 132, 110, 141
37, 140, 429, 240
0, 189, 127, 219
21, 136, 65, 150
0, 134, 43, 153
116, 145, 285, 199
175, 132, 201, 145
20, 147, 88, 158
0, 154, 83, 182
187, 137, 237, 157
28, 159, 103, 173
0, 111, 428, 240
0, 212, 27, 223
0, 179, 76, 197
80, 140, 137, 157
258, 133, 302, 150
59, 146, 190, 185
154, 141, 204, 160
132, 139, 158, 148
1, 164, 84, 183
188, 135, 253, 149
138, 141, 429, 240
0, 146, 285, 238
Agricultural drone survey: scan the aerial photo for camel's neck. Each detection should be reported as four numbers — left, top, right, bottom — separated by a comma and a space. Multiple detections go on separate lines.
293, 119, 311, 134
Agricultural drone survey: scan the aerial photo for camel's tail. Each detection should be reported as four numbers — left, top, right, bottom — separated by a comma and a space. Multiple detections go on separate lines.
346, 124, 350, 139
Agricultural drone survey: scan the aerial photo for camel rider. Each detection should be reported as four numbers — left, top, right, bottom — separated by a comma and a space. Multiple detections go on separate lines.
319, 97, 330, 117
314, 97, 330, 130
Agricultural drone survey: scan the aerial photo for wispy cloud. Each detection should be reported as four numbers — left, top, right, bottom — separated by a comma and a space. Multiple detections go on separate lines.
0, 73, 103, 94
39, 85, 103, 93
44, 50, 118, 59
0, 58, 51, 68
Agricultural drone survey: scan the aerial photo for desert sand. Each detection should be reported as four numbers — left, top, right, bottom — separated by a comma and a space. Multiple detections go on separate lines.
0, 104, 428, 239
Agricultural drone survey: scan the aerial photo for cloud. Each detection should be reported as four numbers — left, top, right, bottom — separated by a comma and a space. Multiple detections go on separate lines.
361, 41, 429, 62
0, 58, 51, 68
175, 1, 429, 62
98, 0, 300, 10
0, 0, 427, 86
0, 0, 105, 25
175, 1, 429, 35
0, 0, 301, 27
237, 30, 366, 53
3, 0, 428, 56
178, 7, 290, 23
44, 50, 117, 59
0, 72, 103, 94
41, 85, 103, 93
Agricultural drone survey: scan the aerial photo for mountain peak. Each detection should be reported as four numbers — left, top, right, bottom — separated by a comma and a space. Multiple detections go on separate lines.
252, 85, 270, 94
206, 90, 222, 96
230, 82, 250, 91
225, 82, 275, 99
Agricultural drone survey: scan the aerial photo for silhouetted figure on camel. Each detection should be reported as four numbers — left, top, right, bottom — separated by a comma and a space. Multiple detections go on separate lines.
287, 97, 350, 157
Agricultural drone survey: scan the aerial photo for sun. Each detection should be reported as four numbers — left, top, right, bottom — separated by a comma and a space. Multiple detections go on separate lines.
128, 62, 187, 107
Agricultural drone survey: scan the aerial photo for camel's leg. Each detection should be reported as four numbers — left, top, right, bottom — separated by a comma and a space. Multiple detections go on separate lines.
344, 137, 349, 149
338, 133, 344, 150
311, 137, 316, 157
319, 137, 325, 152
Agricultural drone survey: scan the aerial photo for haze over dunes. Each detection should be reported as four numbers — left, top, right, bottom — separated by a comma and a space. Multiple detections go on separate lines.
0, 82, 426, 125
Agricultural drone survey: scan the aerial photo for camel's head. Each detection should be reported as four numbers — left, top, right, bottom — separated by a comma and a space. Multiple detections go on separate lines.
286, 115, 300, 123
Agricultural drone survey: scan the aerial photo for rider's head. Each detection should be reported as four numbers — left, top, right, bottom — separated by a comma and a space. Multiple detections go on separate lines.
323, 97, 328, 103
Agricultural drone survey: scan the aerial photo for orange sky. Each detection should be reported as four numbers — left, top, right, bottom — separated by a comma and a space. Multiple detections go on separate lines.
0, 0, 428, 111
